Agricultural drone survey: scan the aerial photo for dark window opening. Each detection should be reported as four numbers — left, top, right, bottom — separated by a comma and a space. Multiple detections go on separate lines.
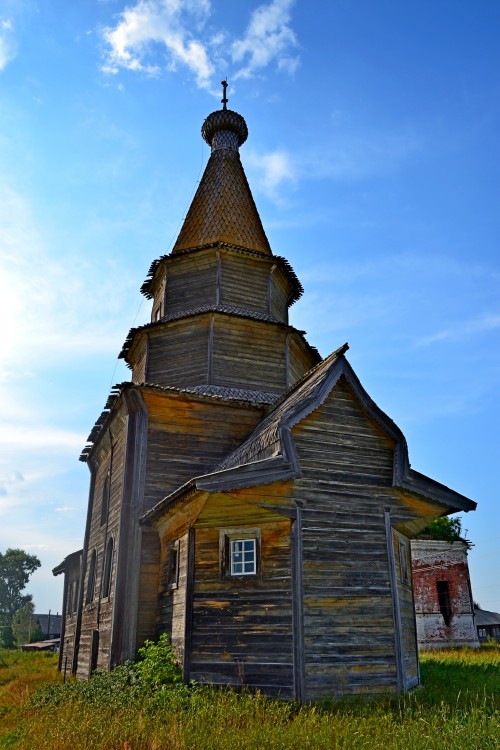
437, 580, 452, 626
86, 550, 97, 604
166, 541, 179, 589
399, 539, 410, 584
91, 629, 99, 673
102, 537, 114, 599
101, 473, 110, 527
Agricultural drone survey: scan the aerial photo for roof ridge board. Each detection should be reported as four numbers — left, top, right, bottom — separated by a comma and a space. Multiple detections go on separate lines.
140, 243, 303, 304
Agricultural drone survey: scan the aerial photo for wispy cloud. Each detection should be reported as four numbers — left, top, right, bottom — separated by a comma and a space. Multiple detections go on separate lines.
231, 0, 299, 79
101, 0, 214, 86
100, 0, 299, 90
415, 314, 500, 348
245, 147, 295, 200
0, 18, 15, 72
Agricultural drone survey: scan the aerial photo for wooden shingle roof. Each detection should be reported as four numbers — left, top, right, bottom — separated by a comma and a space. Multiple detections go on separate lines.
171, 109, 271, 255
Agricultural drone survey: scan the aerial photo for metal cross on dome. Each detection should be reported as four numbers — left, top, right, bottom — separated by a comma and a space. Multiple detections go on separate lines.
221, 79, 228, 110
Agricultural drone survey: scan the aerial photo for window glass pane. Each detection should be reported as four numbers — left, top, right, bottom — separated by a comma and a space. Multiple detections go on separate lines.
230, 538, 256, 575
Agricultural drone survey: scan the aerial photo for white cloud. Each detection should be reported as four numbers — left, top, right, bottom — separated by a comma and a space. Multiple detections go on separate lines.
100, 0, 299, 89
246, 148, 295, 200
231, 0, 298, 79
101, 0, 214, 87
0, 17, 15, 72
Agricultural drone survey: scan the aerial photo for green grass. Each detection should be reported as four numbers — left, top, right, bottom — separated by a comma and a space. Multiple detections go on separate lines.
1, 646, 499, 749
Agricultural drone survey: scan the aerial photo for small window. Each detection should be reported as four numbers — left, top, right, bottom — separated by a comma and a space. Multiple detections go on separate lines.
230, 539, 256, 576
102, 537, 114, 599
67, 582, 74, 614
437, 580, 452, 626
165, 540, 180, 589
220, 528, 261, 578
101, 473, 110, 527
399, 539, 410, 585
86, 550, 97, 604
478, 628, 486, 638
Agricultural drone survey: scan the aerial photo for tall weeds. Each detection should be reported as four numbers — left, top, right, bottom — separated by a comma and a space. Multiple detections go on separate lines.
1, 644, 498, 750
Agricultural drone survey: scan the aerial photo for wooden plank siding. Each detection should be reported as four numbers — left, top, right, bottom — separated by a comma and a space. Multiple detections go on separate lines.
269, 266, 290, 323
288, 379, 409, 697
157, 532, 189, 662
393, 529, 419, 687
142, 392, 266, 512
146, 317, 211, 387
77, 408, 128, 677
189, 500, 294, 697
219, 252, 272, 317
212, 317, 288, 393
165, 251, 218, 316
287, 334, 319, 389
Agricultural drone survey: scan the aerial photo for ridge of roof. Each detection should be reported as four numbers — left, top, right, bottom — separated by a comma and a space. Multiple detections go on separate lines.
140, 244, 303, 305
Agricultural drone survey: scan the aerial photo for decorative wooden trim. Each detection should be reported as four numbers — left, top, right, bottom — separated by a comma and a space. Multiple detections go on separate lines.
73, 463, 97, 675
182, 527, 195, 682
285, 333, 291, 389
267, 263, 277, 316
207, 315, 214, 384
215, 251, 221, 305
291, 503, 305, 701
384, 509, 404, 693
110, 389, 149, 666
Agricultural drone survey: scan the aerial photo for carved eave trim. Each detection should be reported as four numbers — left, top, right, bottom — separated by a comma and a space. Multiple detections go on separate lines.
140, 242, 303, 306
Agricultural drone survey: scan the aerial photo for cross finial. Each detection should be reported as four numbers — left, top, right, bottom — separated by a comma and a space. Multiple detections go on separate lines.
221, 79, 228, 110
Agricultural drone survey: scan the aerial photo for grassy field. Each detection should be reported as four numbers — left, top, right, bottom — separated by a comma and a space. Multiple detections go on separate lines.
0, 645, 499, 749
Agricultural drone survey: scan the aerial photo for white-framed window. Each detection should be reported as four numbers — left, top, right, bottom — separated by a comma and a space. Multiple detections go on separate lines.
230, 538, 257, 576
219, 528, 261, 578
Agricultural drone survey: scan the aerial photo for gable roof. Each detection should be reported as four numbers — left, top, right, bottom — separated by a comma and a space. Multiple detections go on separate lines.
142, 342, 476, 526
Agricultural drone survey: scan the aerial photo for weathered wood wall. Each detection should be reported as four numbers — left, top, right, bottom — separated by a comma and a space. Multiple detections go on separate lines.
289, 380, 399, 697
142, 391, 266, 512
77, 407, 128, 678
189, 496, 294, 697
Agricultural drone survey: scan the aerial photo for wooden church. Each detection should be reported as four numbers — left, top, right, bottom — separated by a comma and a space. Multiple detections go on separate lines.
54, 95, 475, 700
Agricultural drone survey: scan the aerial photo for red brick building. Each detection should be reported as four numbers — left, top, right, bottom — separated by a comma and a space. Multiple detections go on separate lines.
411, 539, 478, 649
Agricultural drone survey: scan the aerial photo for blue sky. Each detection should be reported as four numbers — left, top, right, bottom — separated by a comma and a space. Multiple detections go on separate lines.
0, 0, 499, 616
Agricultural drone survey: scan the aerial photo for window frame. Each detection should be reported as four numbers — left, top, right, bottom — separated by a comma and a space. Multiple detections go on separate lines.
101, 537, 114, 600
398, 539, 410, 585
219, 528, 261, 579
86, 549, 97, 605
165, 539, 180, 590
100, 472, 111, 527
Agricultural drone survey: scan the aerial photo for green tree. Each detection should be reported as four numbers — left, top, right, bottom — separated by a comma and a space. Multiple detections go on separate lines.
418, 516, 463, 543
11, 601, 44, 645
0, 548, 41, 619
